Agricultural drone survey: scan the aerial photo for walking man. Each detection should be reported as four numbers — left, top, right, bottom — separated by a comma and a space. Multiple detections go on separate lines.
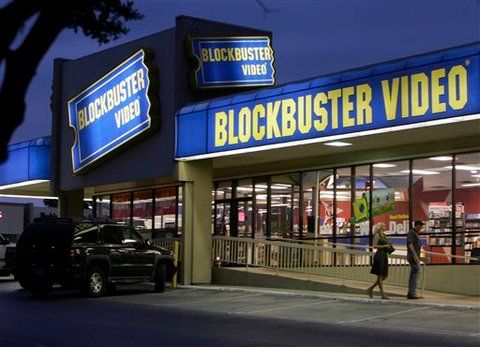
407, 220, 424, 299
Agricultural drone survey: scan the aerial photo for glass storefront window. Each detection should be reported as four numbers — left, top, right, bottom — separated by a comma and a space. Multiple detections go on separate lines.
455, 152, 480, 262
413, 157, 452, 263
216, 181, 232, 200
133, 190, 153, 239
372, 161, 410, 236
95, 195, 110, 219
254, 179, 268, 238
154, 187, 177, 238
351, 165, 370, 244
336, 167, 352, 240
112, 193, 131, 225
270, 174, 298, 239
236, 179, 253, 198
177, 186, 183, 236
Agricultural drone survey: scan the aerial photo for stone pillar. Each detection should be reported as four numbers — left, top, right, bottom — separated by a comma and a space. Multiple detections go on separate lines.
58, 189, 84, 219
178, 160, 213, 285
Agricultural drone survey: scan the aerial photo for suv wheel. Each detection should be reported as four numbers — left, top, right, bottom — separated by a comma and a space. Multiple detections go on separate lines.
154, 263, 166, 293
83, 267, 106, 297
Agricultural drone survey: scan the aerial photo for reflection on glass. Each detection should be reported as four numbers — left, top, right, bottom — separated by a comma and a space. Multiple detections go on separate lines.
154, 187, 177, 238
112, 193, 131, 225
133, 190, 153, 239
96, 195, 110, 219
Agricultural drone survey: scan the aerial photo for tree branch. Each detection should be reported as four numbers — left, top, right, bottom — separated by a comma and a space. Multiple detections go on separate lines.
0, 8, 64, 162
0, 0, 40, 62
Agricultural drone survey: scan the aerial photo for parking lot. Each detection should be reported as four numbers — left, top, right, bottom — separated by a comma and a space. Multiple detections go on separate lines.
0, 278, 479, 346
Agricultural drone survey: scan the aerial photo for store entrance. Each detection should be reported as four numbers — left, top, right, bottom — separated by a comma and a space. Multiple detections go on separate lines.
214, 197, 252, 237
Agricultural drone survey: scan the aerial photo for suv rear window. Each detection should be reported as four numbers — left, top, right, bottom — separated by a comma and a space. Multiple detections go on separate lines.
17, 223, 75, 250
73, 227, 98, 244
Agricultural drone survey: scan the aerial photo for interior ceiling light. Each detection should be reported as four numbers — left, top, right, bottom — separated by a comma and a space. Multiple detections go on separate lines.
324, 141, 352, 147
461, 183, 480, 187
445, 165, 480, 171
429, 156, 453, 161
373, 163, 397, 168
401, 169, 440, 175
471, 174, 480, 178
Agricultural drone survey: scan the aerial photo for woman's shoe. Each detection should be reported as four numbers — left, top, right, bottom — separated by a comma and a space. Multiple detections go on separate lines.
381, 295, 390, 300
367, 288, 373, 298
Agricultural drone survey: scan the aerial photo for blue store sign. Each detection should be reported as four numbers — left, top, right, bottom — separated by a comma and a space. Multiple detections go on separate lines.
188, 36, 275, 89
68, 49, 157, 173
176, 43, 480, 159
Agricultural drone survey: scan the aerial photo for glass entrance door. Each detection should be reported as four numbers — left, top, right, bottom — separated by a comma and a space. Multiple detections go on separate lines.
235, 198, 253, 238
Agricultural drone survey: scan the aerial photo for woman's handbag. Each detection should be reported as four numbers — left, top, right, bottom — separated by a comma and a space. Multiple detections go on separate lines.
387, 245, 395, 254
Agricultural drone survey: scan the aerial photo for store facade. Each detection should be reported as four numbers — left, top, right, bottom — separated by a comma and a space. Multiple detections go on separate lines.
51, 15, 480, 284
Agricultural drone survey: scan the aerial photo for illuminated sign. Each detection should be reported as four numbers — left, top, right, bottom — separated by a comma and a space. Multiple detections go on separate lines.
68, 49, 157, 174
188, 36, 275, 89
176, 49, 480, 159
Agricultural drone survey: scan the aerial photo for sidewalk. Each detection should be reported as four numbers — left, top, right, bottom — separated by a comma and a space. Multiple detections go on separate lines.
182, 284, 480, 310
208, 267, 480, 310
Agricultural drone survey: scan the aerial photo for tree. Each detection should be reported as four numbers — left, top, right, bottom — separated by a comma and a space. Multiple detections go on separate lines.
0, 0, 142, 163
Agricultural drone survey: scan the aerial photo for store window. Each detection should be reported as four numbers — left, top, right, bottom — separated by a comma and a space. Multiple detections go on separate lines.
372, 161, 410, 236
111, 193, 131, 225
254, 179, 268, 238
177, 186, 183, 236
351, 165, 370, 244
133, 190, 153, 239
270, 174, 298, 239
214, 181, 231, 236
95, 195, 110, 219
455, 152, 480, 261
154, 187, 177, 238
336, 167, 353, 241
412, 157, 452, 263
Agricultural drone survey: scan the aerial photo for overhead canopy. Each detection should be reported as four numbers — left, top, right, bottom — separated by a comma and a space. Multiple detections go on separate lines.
0, 137, 51, 197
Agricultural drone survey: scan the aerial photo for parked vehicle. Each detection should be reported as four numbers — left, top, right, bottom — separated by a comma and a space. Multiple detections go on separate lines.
0, 234, 15, 276
13, 218, 176, 297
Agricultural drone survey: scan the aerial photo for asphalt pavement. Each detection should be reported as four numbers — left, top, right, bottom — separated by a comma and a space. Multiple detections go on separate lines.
0, 278, 479, 347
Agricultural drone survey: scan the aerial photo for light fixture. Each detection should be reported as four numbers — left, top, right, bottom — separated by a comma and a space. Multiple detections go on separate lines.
471, 174, 480, 178
429, 156, 453, 161
324, 141, 352, 147
461, 183, 480, 187
445, 165, 480, 171
0, 179, 49, 190
401, 169, 440, 175
373, 163, 397, 168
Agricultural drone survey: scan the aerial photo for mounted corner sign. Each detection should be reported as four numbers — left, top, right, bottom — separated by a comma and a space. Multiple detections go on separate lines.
188, 36, 275, 89
68, 49, 157, 174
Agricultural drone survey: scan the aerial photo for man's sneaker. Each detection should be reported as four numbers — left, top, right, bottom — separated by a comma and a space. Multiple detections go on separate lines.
407, 295, 423, 299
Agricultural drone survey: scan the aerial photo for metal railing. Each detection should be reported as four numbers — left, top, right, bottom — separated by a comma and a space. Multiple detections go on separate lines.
212, 236, 426, 293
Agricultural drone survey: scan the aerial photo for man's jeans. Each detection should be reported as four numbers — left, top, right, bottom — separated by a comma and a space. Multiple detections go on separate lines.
408, 261, 420, 296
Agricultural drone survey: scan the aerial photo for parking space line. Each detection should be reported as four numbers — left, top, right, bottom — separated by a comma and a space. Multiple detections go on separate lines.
163, 293, 264, 306
239, 299, 336, 315
339, 307, 428, 324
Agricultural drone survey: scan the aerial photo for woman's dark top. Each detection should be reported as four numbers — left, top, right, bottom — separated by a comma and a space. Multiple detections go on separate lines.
370, 233, 389, 277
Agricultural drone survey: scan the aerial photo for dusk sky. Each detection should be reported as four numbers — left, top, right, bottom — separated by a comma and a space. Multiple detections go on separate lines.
8, 0, 480, 144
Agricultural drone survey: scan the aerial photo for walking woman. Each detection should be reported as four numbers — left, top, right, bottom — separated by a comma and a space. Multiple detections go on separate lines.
367, 223, 393, 299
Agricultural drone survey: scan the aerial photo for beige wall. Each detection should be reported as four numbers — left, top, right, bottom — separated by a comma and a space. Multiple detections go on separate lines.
178, 160, 213, 284
424, 265, 480, 296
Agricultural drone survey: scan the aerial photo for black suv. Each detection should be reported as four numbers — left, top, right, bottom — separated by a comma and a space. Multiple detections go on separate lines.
13, 218, 176, 297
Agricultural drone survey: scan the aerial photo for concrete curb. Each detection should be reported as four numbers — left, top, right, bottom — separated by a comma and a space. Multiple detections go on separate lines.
179, 284, 480, 311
